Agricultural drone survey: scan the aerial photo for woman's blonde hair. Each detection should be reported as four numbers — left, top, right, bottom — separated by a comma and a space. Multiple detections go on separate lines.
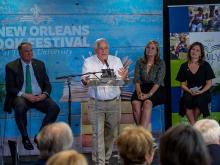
117, 126, 154, 164
46, 150, 88, 165
143, 40, 161, 64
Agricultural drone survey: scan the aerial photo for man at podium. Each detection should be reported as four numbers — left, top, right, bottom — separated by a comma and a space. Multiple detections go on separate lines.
81, 38, 128, 165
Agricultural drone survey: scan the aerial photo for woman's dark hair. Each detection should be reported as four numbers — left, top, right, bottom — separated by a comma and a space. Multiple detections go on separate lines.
160, 124, 210, 165
187, 41, 205, 64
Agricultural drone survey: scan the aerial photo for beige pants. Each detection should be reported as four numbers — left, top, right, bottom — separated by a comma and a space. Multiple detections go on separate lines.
88, 98, 121, 165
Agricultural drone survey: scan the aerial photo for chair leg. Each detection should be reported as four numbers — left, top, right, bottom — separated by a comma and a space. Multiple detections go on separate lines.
157, 105, 165, 133
8, 140, 19, 165
1, 112, 8, 164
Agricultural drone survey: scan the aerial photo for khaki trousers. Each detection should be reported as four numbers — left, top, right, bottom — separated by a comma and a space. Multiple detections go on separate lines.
88, 98, 121, 165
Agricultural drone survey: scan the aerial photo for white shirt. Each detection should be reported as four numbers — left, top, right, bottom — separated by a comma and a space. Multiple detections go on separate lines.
17, 59, 42, 96
82, 55, 123, 100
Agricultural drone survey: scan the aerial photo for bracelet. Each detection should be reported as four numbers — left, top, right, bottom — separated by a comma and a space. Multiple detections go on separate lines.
148, 92, 153, 97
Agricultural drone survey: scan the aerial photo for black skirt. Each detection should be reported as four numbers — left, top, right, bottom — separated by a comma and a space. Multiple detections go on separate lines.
131, 83, 166, 106
179, 91, 211, 117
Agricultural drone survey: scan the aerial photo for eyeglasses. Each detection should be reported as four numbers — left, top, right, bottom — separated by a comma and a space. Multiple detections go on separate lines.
98, 47, 109, 51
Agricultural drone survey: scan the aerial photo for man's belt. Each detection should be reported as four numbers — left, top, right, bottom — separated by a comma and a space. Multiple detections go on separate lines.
90, 97, 118, 102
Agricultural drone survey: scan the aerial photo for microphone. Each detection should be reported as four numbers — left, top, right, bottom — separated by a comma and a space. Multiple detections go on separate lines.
103, 59, 115, 78
104, 59, 109, 68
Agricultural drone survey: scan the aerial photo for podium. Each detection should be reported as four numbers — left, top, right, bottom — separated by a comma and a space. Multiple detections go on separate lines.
86, 77, 126, 165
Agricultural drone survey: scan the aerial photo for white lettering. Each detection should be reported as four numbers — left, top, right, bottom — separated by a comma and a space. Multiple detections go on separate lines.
30, 26, 39, 36
71, 26, 81, 35
14, 26, 27, 37
5, 27, 14, 37
82, 25, 89, 35
82, 36, 89, 46
74, 37, 81, 47
0, 39, 4, 49
55, 26, 63, 36
5, 38, 14, 49
44, 38, 52, 48
48, 26, 56, 36
63, 26, 72, 36
39, 26, 48, 36
0, 27, 5, 37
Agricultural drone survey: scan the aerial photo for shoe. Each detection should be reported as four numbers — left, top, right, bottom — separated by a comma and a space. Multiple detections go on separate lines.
22, 137, 34, 150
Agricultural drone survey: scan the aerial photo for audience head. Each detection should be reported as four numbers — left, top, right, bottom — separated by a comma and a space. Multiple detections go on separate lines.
117, 126, 155, 165
46, 150, 88, 165
194, 119, 220, 144
144, 40, 161, 64
187, 41, 205, 64
36, 122, 74, 159
160, 124, 210, 165
94, 38, 109, 63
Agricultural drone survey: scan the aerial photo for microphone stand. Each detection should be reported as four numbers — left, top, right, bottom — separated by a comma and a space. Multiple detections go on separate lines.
67, 77, 72, 127
56, 71, 102, 126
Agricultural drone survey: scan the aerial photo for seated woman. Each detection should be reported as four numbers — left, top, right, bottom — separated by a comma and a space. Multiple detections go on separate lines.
190, 7, 204, 32
131, 40, 166, 129
176, 42, 215, 125
117, 126, 155, 165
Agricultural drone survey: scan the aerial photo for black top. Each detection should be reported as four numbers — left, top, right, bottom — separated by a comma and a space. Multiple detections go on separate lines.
134, 58, 165, 86
176, 61, 215, 88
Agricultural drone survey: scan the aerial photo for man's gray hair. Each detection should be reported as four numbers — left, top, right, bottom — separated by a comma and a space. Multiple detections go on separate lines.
94, 38, 109, 49
194, 119, 220, 144
36, 122, 74, 159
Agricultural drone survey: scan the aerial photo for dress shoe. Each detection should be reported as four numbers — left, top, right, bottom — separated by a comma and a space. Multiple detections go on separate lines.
22, 138, 34, 150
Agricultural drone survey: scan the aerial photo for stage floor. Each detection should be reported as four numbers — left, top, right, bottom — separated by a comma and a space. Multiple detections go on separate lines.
3, 150, 160, 165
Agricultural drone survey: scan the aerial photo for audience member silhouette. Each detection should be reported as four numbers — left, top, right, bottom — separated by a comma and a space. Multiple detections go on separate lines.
117, 126, 155, 165
35, 122, 74, 165
160, 124, 210, 165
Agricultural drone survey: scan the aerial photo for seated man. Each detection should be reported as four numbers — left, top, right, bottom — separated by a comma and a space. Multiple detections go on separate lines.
35, 122, 74, 165
4, 42, 60, 150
